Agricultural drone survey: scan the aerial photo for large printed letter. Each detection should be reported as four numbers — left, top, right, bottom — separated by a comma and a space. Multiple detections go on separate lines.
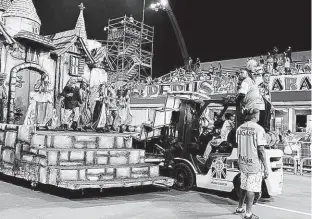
160, 85, 171, 95
300, 77, 311, 90
198, 81, 213, 95
171, 84, 185, 92
285, 77, 297, 90
271, 78, 283, 91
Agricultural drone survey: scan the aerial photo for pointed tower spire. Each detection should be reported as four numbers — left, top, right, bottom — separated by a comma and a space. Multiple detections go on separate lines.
2, 0, 41, 35
3, 0, 41, 25
75, 3, 87, 43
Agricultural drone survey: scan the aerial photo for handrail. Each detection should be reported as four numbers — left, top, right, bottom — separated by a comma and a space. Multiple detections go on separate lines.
282, 155, 298, 174
300, 158, 312, 175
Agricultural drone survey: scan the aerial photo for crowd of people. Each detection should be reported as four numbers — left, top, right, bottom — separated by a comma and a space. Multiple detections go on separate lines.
155, 46, 311, 85
193, 58, 276, 219
254, 46, 311, 76
22, 75, 133, 133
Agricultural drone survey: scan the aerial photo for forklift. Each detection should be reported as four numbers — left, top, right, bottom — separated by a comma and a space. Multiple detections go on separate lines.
136, 91, 283, 199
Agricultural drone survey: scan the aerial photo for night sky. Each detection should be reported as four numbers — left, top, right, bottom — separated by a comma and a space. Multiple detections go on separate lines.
33, 0, 311, 77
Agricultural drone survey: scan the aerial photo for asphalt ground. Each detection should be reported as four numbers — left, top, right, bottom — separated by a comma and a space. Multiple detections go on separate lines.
0, 173, 310, 219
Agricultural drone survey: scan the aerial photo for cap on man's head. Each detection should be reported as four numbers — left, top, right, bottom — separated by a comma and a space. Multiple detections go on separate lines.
246, 59, 261, 73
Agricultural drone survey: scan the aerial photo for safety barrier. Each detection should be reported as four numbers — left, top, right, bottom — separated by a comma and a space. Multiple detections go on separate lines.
277, 141, 311, 175
282, 155, 298, 175
300, 158, 312, 175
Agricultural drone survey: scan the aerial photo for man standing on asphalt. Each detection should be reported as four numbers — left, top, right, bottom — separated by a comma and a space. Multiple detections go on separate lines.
234, 108, 269, 219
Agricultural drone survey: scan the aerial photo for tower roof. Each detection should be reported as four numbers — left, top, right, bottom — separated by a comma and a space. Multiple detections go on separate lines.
75, 3, 87, 42
0, 0, 11, 11
3, 0, 41, 25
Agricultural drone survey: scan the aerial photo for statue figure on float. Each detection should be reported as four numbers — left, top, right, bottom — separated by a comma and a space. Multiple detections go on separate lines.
0, 74, 7, 123
24, 73, 54, 129
118, 88, 133, 132
58, 78, 82, 131
78, 81, 92, 130
92, 82, 109, 132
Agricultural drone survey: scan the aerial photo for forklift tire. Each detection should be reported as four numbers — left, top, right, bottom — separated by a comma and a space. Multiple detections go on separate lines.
172, 162, 195, 191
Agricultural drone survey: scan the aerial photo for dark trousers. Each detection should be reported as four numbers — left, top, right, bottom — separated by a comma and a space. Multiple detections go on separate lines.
258, 99, 272, 131
237, 100, 272, 131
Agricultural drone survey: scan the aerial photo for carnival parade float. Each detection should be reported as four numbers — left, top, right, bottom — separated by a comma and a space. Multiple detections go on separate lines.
0, 1, 173, 192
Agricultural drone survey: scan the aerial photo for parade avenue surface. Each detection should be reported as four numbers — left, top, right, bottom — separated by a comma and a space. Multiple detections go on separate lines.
0, 173, 310, 219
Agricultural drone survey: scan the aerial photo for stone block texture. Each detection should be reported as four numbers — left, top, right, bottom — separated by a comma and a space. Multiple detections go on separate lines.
0, 125, 172, 190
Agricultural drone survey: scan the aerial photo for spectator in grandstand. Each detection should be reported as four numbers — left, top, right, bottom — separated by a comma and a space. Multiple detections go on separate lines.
188, 57, 193, 72
220, 113, 235, 141
208, 63, 215, 75
277, 56, 284, 67
292, 63, 299, 75
129, 15, 134, 23
284, 53, 291, 74
276, 57, 285, 75
273, 57, 278, 72
266, 52, 274, 74
303, 59, 311, 73
259, 55, 265, 65
285, 46, 292, 62
272, 46, 279, 59
195, 58, 201, 72
271, 47, 279, 73
298, 65, 304, 74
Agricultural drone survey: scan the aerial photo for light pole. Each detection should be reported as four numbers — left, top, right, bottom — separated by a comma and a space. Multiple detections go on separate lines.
150, 0, 190, 66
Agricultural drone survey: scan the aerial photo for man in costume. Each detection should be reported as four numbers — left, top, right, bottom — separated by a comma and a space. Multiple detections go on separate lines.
236, 60, 266, 129
59, 78, 82, 130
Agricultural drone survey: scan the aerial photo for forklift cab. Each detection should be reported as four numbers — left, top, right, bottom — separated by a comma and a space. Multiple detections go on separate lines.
158, 93, 283, 199
157, 92, 238, 167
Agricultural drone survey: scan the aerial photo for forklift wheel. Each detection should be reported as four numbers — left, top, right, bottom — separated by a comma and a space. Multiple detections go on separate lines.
172, 162, 195, 191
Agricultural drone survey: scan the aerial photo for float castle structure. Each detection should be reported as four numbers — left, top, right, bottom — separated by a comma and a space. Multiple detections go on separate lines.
0, 0, 152, 124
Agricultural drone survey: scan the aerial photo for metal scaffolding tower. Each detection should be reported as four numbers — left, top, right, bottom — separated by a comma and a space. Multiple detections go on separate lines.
105, 15, 154, 84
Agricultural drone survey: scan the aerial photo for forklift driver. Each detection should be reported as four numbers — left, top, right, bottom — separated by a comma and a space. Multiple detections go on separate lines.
196, 113, 235, 165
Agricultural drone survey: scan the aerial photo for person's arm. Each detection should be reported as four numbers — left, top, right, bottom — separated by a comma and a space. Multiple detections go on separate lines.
257, 129, 269, 179
2, 86, 7, 100
58, 87, 67, 98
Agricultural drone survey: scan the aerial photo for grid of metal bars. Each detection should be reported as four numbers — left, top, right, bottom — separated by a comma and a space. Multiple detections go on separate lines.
105, 15, 154, 85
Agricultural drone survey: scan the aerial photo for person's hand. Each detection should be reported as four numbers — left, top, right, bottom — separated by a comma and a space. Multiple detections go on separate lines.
263, 169, 269, 179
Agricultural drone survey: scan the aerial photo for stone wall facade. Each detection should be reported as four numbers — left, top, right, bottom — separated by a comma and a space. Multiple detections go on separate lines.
0, 123, 173, 190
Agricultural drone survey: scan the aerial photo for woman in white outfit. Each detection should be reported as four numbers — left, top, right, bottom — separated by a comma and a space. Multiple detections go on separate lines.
24, 73, 53, 128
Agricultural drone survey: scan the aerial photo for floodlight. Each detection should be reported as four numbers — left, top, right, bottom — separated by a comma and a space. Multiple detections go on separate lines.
160, 0, 168, 7
150, 3, 156, 9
